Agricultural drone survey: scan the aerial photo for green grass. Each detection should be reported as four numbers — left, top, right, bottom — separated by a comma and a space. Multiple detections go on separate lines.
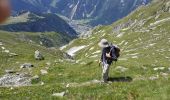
0, 0, 170, 100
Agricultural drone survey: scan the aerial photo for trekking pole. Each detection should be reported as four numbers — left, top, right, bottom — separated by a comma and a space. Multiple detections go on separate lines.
98, 59, 102, 67
99, 62, 101, 67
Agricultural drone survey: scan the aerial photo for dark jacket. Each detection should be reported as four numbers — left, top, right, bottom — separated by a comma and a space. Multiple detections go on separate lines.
101, 45, 117, 65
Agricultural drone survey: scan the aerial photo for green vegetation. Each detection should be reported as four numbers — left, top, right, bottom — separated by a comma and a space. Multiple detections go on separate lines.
0, 31, 63, 76
0, 0, 170, 99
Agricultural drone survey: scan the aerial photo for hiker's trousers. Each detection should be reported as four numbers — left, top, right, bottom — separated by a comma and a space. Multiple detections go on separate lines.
102, 62, 110, 82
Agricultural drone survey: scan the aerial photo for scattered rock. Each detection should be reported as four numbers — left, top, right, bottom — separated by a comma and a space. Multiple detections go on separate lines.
132, 56, 138, 59
5, 70, 16, 74
163, 1, 170, 12
40, 70, 48, 75
149, 75, 159, 80
153, 67, 165, 71
58, 73, 63, 76
168, 67, 170, 71
160, 72, 168, 78
16, 62, 20, 64
1, 47, 5, 50
0, 74, 31, 87
52, 92, 65, 97
20, 63, 34, 69
58, 59, 64, 62
34, 50, 44, 60
9, 53, 18, 57
4, 50, 10, 53
46, 62, 51, 66
80, 62, 86, 65
32, 75, 39, 80
153, 68, 159, 71
75, 60, 81, 63
0, 42, 3, 46
40, 81, 44, 85
66, 84, 70, 88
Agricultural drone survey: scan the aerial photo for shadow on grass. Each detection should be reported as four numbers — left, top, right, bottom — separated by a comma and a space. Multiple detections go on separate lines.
108, 76, 133, 82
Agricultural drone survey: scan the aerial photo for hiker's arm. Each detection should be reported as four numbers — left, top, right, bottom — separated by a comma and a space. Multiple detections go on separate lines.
102, 49, 107, 63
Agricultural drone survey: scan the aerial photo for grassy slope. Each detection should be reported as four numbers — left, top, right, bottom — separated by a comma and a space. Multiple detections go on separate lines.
0, 31, 64, 76
0, 0, 170, 100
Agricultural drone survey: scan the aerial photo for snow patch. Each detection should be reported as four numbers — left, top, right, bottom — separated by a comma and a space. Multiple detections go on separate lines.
66, 46, 87, 56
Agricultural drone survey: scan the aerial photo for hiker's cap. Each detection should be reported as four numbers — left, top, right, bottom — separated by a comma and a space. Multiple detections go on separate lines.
98, 39, 109, 48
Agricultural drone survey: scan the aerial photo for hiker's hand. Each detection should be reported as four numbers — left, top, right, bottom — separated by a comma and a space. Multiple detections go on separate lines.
98, 60, 102, 67
106, 53, 111, 58
98, 60, 101, 64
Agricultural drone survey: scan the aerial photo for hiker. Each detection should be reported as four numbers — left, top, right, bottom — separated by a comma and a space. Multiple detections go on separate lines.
98, 39, 120, 82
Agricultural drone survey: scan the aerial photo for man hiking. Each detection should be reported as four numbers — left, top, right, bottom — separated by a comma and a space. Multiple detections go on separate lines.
98, 39, 120, 83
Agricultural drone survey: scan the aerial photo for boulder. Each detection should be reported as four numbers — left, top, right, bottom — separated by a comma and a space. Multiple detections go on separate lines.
9, 53, 18, 57
20, 63, 34, 69
0, 74, 31, 86
34, 50, 44, 60
52, 92, 65, 97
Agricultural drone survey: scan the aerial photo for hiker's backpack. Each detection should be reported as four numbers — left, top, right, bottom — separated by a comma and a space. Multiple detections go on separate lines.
108, 45, 120, 61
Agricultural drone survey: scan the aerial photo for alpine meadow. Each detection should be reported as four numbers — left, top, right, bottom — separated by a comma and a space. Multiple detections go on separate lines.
0, 0, 170, 100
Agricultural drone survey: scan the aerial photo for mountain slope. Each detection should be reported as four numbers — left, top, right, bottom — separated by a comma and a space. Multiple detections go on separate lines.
0, 0, 170, 99
55, 0, 150, 26
63, 0, 170, 65
0, 12, 77, 36
0, 12, 77, 47
11, 0, 150, 26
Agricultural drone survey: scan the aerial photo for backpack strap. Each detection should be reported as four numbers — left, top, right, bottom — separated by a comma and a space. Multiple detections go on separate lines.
109, 45, 115, 55
110, 45, 118, 62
